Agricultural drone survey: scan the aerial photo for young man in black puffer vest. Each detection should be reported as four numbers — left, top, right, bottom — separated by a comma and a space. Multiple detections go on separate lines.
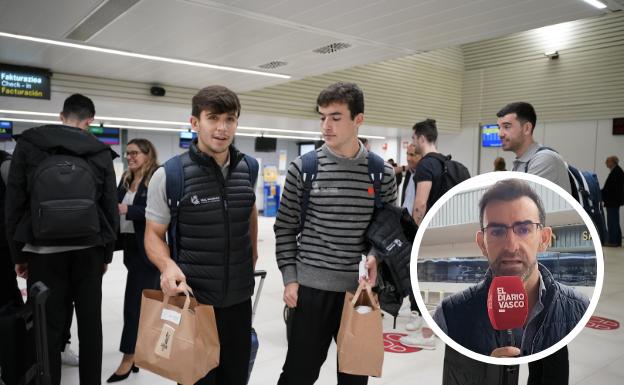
145, 85, 259, 385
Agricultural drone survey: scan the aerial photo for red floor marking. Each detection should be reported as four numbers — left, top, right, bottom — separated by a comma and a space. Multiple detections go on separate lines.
383, 332, 422, 353
585, 316, 619, 330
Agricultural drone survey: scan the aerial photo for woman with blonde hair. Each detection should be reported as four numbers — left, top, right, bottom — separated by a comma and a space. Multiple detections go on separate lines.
108, 138, 159, 382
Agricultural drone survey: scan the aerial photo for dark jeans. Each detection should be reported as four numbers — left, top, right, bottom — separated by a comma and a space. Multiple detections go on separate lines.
190, 299, 252, 385
27, 247, 105, 385
606, 206, 622, 246
278, 285, 368, 385
119, 234, 159, 354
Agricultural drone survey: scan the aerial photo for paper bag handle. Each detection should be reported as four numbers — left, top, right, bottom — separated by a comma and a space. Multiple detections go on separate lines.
350, 281, 380, 309
162, 286, 194, 312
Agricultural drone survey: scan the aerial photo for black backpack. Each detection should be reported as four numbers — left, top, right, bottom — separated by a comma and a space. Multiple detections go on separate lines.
528, 147, 607, 242
425, 152, 471, 210
30, 153, 101, 240
297, 150, 417, 326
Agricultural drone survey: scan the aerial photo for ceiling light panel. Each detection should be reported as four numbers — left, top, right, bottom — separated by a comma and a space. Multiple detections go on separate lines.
66, 0, 142, 41
0, 31, 291, 79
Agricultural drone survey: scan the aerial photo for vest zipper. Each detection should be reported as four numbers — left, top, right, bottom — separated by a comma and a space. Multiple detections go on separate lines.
219, 182, 230, 304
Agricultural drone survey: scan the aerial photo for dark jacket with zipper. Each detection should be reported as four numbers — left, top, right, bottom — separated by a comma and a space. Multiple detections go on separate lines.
117, 175, 157, 272
439, 263, 589, 357
175, 142, 255, 307
0, 150, 11, 249
5, 124, 119, 264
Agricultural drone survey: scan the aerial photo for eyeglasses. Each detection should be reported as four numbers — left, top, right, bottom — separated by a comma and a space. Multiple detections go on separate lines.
481, 222, 542, 240
125, 151, 142, 158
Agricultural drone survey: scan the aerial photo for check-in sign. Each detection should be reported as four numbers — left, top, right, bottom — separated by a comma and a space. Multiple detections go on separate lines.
1, 63, 51, 100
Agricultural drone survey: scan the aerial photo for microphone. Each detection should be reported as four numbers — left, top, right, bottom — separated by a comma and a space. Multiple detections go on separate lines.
487, 276, 528, 348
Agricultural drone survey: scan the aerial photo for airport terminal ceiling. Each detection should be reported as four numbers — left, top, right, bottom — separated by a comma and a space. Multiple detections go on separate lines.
0, 0, 609, 91
0, 1, 622, 137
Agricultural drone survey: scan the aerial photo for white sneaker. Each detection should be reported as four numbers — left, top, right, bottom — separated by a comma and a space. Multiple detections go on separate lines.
61, 343, 79, 366
399, 334, 436, 350
398, 301, 412, 317
405, 311, 423, 331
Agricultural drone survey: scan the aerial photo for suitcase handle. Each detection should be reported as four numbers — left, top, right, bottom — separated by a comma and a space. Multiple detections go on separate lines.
252, 270, 267, 323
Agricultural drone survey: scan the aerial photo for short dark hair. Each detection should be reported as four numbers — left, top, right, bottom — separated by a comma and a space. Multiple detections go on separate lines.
62, 94, 95, 121
493, 157, 506, 171
412, 119, 437, 143
479, 179, 546, 228
192, 85, 241, 118
496, 102, 537, 133
316, 82, 364, 119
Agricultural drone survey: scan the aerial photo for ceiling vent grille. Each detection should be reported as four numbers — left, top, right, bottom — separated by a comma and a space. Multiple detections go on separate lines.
313, 42, 351, 54
258, 61, 288, 69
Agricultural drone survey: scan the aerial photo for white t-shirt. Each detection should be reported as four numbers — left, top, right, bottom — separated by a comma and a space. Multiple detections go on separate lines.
120, 190, 137, 234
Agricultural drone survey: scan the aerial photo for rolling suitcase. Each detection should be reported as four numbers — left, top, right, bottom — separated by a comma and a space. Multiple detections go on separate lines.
0, 282, 50, 385
247, 270, 266, 384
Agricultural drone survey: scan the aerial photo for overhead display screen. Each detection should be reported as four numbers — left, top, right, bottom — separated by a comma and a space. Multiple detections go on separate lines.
481, 124, 502, 147
0, 121, 13, 141
0, 63, 51, 100
89, 126, 120, 145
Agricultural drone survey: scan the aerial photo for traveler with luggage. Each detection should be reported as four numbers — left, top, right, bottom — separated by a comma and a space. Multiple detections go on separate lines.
144, 85, 259, 385
107, 139, 160, 382
411, 118, 471, 227
602, 155, 624, 247
274, 82, 397, 384
497, 102, 572, 194
5, 93, 119, 385
0, 150, 21, 308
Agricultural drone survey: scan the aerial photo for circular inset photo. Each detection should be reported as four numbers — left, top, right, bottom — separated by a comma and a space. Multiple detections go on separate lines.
410, 172, 604, 366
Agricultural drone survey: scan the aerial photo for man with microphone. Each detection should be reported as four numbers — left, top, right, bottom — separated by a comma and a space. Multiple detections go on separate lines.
433, 179, 589, 383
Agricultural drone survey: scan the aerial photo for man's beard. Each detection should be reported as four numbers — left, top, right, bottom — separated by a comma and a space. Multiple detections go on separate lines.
491, 252, 537, 282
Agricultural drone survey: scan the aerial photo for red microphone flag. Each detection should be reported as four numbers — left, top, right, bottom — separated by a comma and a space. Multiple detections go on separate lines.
487, 276, 529, 330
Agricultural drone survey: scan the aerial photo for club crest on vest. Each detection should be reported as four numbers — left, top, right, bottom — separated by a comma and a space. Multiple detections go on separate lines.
190, 195, 220, 205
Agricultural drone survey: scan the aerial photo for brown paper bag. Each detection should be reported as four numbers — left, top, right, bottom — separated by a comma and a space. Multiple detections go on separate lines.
337, 282, 384, 377
135, 289, 220, 385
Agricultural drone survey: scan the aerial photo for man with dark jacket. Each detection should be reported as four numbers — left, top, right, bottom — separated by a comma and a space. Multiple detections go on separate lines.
5, 94, 118, 385
602, 155, 624, 247
144, 85, 258, 385
1, 149, 22, 307
434, 179, 589, 384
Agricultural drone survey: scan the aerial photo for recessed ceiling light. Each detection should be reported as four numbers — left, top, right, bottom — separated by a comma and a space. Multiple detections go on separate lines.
581, 0, 607, 9
0, 31, 291, 79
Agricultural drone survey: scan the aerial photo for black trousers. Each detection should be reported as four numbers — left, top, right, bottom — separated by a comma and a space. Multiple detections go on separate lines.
409, 291, 420, 315
527, 346, 569, 385
191, 298, 252, 385
27, 247, 105, 385
606, 206, 622, 246
119, 234, 159, 354
0, 246, 22, 307
278, 285, 368, 385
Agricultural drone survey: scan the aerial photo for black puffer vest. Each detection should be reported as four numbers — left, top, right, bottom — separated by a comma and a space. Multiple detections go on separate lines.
177, 144, 255, 307
441, 263, 589, 356
0, 150, 11, 248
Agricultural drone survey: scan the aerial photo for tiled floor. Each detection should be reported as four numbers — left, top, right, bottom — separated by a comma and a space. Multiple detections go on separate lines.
53, 216, 623, 384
